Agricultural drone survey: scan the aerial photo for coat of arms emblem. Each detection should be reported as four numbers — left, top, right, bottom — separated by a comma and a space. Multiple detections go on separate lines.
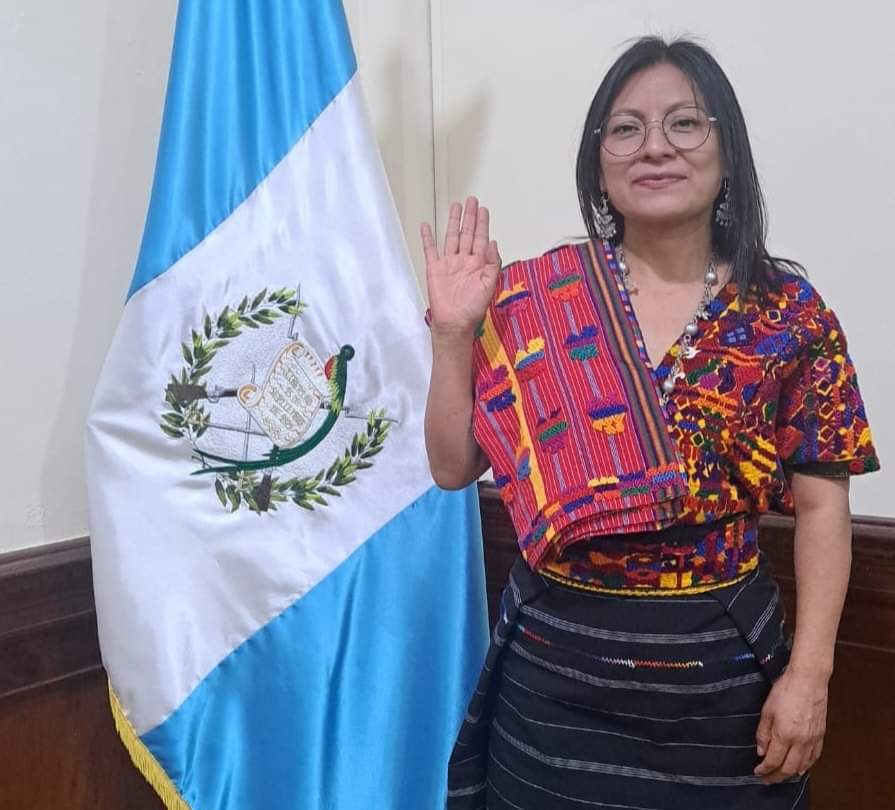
160, 286, 390, 513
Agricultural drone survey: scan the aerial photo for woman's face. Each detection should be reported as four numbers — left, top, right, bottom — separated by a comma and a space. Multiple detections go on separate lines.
599, 63, 724, 233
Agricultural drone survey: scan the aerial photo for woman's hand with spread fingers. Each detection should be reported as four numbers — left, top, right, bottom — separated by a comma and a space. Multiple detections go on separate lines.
420, 196, 501, 340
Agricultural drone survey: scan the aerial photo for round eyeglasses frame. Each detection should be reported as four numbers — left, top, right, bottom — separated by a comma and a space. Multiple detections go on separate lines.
596, 106, 719, 157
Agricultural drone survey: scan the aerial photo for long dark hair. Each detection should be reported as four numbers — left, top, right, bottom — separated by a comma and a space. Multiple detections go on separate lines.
576, 36, 803, 296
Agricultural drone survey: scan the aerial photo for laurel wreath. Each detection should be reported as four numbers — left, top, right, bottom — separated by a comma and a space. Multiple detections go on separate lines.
159, 288, 390, 514
214, 409, 390, 514
159, 288, 306, 443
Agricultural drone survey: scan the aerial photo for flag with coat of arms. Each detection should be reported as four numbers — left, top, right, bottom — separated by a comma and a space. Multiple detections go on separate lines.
85, 2, 488, 807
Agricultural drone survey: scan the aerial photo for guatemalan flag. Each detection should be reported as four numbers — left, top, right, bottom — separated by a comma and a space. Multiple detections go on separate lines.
85, 2, 488, 808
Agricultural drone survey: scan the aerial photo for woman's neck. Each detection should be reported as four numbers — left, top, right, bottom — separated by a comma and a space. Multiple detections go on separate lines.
621, 220, 714, 286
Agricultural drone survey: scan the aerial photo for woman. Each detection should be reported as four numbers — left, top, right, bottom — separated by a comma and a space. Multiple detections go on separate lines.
421, 37, 879, 809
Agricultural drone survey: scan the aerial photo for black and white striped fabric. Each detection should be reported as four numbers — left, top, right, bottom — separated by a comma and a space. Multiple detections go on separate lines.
448, 555, 810, 809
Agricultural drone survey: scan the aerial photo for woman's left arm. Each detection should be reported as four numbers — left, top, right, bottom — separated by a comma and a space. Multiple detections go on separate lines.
753, 472, 852, 785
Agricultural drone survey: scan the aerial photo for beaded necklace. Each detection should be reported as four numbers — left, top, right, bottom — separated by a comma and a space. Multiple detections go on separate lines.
616, 245, 718, 406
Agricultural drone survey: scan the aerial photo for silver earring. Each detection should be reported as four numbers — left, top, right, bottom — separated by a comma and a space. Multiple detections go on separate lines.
595, 192, 617, 240
715, 180, 731, 227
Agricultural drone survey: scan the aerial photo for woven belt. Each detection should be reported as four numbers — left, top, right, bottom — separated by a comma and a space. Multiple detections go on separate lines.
540, 514, 759, 596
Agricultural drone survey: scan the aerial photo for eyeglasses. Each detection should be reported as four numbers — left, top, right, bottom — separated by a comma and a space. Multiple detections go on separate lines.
596, 105, 718, 157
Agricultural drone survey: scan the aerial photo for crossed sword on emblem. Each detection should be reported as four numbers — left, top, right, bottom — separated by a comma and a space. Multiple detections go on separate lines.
166, 294, 397, 510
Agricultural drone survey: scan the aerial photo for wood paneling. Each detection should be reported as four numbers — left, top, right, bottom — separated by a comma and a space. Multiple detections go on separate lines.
0, 538, 101, 700
1, 492, 893, 808
0, 539, 163, 809
0, 672, 164, 810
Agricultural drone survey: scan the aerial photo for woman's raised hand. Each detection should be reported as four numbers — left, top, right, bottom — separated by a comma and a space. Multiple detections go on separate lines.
420, 196, 501, 338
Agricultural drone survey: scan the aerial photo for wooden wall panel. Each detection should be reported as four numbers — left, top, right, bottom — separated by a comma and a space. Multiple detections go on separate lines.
1, 489, 893, 808
0, 672, 163, 810
0, 539, 163, 809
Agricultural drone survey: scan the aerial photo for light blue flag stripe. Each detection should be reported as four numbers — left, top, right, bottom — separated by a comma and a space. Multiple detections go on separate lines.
141, 486, 488, 809
128, 0, 357, 299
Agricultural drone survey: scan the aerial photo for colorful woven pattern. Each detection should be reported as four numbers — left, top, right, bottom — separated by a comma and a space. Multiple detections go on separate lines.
471, 240, 879, 571
642, 259, 881, 520
542, 514, 758, 594
472, 242, 690, 569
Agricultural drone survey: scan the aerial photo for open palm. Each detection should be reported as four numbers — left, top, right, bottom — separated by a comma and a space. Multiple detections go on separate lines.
420, 196, 501, 336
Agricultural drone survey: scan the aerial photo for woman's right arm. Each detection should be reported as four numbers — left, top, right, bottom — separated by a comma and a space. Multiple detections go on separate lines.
420, 197, 501, 490
425, 328, 490, 489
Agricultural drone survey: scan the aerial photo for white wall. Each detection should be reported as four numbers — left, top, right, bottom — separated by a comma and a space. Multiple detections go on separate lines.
344, 0, 435, 286
1, 2, 891, 553
1, 2, 177, 552
431, 0, 894, 516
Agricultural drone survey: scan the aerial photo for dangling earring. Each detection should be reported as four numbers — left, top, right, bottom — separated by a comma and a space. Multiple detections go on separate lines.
715, 179, 732, 227
595, 192, 617, 241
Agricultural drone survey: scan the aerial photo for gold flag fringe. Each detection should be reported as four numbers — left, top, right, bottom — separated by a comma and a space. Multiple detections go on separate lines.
108, 681, 191, 810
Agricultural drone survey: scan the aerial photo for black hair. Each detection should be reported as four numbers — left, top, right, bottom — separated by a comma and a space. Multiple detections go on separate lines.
576, 36, 803, 297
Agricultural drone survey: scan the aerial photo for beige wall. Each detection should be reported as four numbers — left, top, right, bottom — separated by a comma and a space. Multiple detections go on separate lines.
1, 2, 177, 552
345, 0, 435, 282
1, 2, 891, 552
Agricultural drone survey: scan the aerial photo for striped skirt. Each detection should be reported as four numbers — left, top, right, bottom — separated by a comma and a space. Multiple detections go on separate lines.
447, 555, 809, 809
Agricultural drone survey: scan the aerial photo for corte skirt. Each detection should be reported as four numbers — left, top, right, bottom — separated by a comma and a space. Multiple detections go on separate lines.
447, 554, 810, 809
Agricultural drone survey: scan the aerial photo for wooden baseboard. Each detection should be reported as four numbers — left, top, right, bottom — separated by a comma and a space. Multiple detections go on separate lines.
0, 539, 164, 809
0, 537, 101, 702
